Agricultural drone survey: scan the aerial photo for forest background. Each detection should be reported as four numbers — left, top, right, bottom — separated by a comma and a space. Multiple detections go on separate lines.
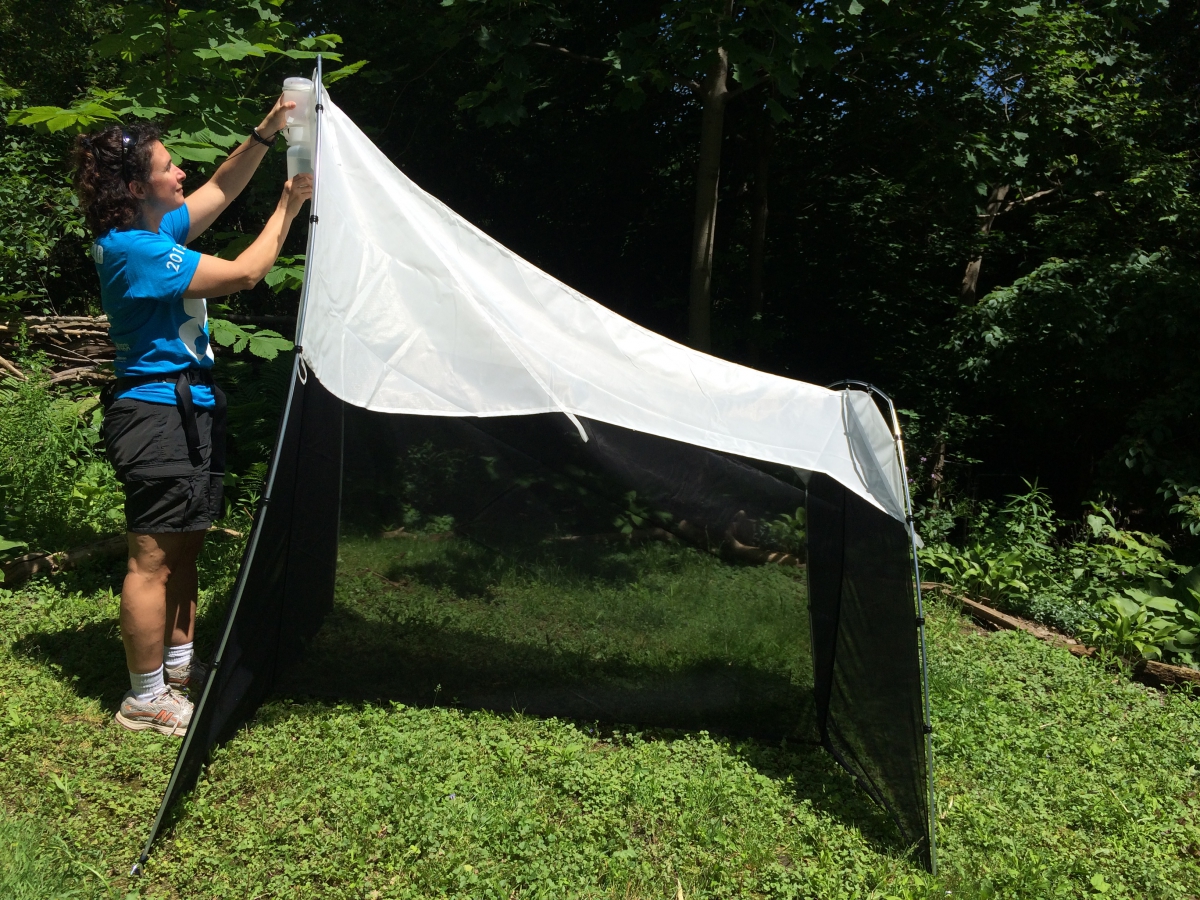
4, 2, 1200, 896
0, 0, 1198, 656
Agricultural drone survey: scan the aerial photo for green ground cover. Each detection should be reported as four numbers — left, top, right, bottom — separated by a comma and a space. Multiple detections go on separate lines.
284, 536, 814, 739
2, 535, 1199, 898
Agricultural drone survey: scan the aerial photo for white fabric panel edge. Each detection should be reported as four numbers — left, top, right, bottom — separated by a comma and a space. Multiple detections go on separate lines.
303, 96, 907, 523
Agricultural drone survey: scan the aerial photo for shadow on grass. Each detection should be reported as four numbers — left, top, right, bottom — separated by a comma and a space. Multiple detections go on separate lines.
276, 604, 816, 737
10, 554, 231, 714
12, 542, 905, 859
271, 603, 906, 854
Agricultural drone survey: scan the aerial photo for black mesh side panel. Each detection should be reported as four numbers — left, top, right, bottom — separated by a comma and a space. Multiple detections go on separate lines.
806, 474, 844, 733
152, 370, 343, 826
283, 410, 816, 739
807, 473, 929, 866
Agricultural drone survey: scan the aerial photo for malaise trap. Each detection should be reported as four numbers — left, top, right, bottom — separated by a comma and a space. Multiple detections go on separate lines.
135, 60, 938, 873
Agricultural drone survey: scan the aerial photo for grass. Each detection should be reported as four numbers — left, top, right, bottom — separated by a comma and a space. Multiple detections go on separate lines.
1, 532, 1199, 898
288, 535, 814, 738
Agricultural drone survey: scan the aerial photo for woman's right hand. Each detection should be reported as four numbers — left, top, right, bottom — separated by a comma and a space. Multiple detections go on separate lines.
281, 173, 314, 219
186, 174, 315, 299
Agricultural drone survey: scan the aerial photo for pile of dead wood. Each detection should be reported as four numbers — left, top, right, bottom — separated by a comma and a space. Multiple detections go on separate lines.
924, 582, 1200, 691
0, 315, 114, 385
0, 313, 297, 385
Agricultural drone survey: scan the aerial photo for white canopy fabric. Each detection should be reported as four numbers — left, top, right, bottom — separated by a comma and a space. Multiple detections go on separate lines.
302, 96, 907, 522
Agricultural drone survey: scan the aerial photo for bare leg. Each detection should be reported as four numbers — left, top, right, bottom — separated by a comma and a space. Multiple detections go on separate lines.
120, 531, 205, 674
165, 530, 205, 648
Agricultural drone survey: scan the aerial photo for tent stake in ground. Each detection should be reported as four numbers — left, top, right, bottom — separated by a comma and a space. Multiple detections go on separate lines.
135, 54, 937, 874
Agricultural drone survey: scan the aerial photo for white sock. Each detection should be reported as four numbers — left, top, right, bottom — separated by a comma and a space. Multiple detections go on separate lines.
130, 665, 166, 702
164, 641, 193, 669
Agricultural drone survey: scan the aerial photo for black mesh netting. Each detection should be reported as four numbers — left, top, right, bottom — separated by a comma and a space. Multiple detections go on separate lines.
143, 371, 931, 869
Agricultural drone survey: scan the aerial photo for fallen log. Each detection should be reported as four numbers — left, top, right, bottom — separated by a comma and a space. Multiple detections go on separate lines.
922, 582, 1200, 691
1, 526, 244, 587
1136, 659, 1200, 688
2, 535, 127, 586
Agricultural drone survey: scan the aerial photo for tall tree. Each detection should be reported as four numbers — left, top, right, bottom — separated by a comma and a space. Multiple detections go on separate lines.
440, 0, 831, 351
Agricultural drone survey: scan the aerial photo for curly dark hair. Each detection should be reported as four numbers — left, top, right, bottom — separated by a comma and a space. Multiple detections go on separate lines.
72, 121, 162, 237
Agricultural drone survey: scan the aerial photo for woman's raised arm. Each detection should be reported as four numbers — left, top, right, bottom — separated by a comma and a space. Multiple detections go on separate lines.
184, 173, 312, 299
184, 95, 295, 243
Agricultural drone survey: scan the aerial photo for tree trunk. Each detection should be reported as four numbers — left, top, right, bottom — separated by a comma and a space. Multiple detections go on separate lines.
747, 117, 772, 365
961, 184, 1010, 303
688, 43, 732, 352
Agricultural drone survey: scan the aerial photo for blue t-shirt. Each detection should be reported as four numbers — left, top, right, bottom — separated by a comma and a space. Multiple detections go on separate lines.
93, 205, 214, 407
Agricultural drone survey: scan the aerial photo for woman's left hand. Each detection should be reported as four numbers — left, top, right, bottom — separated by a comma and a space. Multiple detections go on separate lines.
258, 95, 295, 141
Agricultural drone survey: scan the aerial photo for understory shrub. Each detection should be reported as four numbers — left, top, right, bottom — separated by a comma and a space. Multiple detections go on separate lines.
0, 374, 123, 553
920, 484, 1198, 667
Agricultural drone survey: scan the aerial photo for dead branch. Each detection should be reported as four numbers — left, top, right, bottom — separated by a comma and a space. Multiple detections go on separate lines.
2, 535, 127, 587
0, 353, 26, 380
922, 582, 1200, 691
47, 365, 113, 385
368, 568, 409, 588
961, 184, 1010, 302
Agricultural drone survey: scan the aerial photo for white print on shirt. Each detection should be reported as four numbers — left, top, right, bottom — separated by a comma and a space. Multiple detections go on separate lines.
178, 297, 215, 363
166, 244, 186, 272
91, 244, 104, 264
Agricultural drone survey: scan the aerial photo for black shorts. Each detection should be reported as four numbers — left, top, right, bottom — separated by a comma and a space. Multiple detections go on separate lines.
103, 398, 225, 533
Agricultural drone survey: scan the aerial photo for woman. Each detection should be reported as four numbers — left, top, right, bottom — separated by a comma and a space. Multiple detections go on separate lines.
74, 96, 312, 736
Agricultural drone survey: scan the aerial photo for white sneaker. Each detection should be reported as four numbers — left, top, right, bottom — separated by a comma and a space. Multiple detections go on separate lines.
114, 686, 193, 736
165, 656, 209, 696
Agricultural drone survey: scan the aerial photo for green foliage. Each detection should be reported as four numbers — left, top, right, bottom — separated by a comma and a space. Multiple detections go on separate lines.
216, 350, 295, 513
263, 254, 305, 294
763, 506, 806, 554
6, 0, 364, 165
0, 131, 89, 312
0, 377, 123, 550
0, 812, 86, 899
1085, 587, 1199, 664
611, 489, 672, 536
208, 317, 293, 360
444, 0, 821, 127
1161, 480, 1200, 537
2, 548, 1199, 896
920, 484, 1195, 665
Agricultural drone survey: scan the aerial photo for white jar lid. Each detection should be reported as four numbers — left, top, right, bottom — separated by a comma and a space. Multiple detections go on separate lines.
283, 77, 313, 92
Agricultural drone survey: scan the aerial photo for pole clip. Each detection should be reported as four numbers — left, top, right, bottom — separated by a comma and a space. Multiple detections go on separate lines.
315, 103, 324, 112
309, 215, 319, 224
923, 724, 933, 734
915, 616, 925, 627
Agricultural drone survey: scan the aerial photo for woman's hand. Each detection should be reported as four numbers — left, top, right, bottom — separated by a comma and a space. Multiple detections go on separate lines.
187, 172, 316, 299
258, 94, 296, 141
280, 173, 314, 220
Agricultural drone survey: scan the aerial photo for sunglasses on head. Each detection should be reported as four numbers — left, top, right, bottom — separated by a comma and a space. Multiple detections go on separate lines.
120, 130, 135, 178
